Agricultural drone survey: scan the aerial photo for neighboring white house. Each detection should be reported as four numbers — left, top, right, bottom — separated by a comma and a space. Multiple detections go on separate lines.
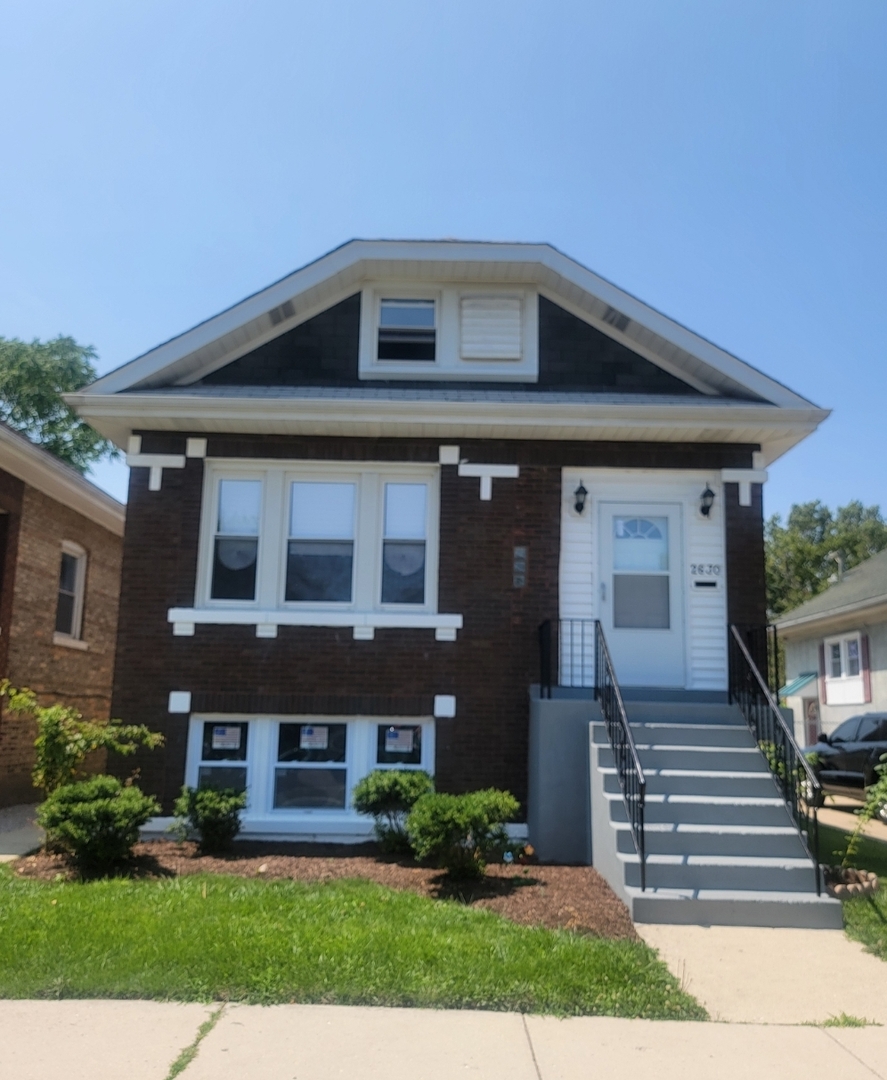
776, 548, 887, 745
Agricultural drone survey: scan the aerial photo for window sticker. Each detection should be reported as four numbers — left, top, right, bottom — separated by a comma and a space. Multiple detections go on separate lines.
211, 726, 242, 751
384, 726, 415, 754
300, 725, 329, 751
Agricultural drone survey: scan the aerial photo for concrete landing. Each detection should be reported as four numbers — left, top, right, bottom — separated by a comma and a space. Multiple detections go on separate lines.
638, 923, 887, 1025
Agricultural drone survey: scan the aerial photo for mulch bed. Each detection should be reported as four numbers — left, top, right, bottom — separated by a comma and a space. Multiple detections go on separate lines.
13, 839, 638, 941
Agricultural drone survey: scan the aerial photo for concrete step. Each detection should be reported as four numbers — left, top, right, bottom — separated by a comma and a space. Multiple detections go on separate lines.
605, 790, 792, 828
598, 743, 769, 773
613, 821, 806, 859
621, 852, 818, 892
601, 766, 778, 798
626, 887, 843, 928
617, 701, 744, 725
593, 722, 755, 748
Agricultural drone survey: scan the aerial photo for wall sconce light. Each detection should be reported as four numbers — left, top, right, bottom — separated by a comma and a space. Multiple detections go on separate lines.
700, 485, 716, 518
573, 481, 588, 515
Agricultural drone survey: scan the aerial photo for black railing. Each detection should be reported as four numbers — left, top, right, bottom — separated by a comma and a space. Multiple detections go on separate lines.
538, 619, 596, 696
594, 621, 647, 891
728, 624, 821, 893
733, 623, 782, 698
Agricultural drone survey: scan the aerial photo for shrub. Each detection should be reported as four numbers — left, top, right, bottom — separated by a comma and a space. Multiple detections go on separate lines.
0, 680, 163, 795
352, 770, 434, 852
37, 775, 159, 870
171, 786, 246, 854
406, 788, 520, 878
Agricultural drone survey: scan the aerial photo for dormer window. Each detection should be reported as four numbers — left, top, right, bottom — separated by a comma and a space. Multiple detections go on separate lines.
377, 299, 436, 361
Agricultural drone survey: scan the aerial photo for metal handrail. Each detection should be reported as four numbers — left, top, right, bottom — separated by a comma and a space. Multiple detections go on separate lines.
595, 621, 647, 891
728, 624, 821, 893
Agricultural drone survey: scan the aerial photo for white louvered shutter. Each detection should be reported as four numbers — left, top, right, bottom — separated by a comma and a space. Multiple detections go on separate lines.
460, 297, 523, 360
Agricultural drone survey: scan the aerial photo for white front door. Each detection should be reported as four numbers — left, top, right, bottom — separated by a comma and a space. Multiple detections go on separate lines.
598, 502, 685, 687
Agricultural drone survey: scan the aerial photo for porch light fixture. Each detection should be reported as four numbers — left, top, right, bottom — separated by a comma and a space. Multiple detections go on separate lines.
700, 485, 716, 517
573, 481, 588, 515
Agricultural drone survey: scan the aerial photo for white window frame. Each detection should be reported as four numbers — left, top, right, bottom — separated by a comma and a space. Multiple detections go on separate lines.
185, 715, 435, 826
358, 284, 539, 382
194, 460, 441, 618
53, 540, 88, 647
823, 632, 865, 705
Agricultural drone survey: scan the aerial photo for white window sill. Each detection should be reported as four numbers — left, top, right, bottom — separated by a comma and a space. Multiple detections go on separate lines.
52, 633, 89, 651
167, 606, 463, 641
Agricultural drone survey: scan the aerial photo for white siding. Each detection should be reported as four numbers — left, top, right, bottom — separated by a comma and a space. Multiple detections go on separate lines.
460, 297, 523, 360
559, 468, 728, 690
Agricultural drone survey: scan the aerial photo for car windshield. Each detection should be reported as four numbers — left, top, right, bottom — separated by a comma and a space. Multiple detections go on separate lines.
830, 717, 862, 743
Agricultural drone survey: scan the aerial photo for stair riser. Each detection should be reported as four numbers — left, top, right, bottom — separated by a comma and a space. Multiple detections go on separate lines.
629, 895, 843, 929
598, 747, 769, 772
615, 830, 807, 859
617, 703, 743, 725
624, 862, 817, 892
603, 772, 778, 798
594, 726, 754, 748
608, 799, 791, 827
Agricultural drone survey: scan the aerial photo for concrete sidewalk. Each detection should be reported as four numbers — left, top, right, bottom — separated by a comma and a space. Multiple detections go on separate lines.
1, 1000, 886, 1080
0, 803, 42, 862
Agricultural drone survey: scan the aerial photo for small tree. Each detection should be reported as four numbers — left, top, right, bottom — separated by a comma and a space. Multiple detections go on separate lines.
406, 789, 520, 879
842, 754, 887, 870
352, 769, 434, 852
0, 681, 163, 795
171, 786, 246, 854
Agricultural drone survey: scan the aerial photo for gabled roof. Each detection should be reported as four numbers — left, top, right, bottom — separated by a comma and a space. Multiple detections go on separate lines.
0, 422, 125, 536
775, 549, 887, 632
69, 240, 829, 460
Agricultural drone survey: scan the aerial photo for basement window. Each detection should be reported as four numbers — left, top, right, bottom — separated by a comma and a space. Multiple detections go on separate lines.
377, 299, 436, 361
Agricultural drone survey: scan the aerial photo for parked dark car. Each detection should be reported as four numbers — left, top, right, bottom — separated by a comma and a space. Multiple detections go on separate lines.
804, 713, 887, 811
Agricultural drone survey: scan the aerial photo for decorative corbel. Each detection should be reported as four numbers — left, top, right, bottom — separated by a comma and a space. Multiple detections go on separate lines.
457, 462, 520, 501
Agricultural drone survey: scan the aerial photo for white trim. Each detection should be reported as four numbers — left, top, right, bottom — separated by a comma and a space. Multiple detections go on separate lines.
169, 607, 463, 637
457, 462, 520, 501
55, 540, 88, 642
68, 391, 828, 468
433, 695, 456, 718
52, 632, 89, 651
438, 445, 460, 465
721, 467, 768, 507
186, 438, 207, 458
0, 423, 124, 536
125, 451, 186, 492
77, 240, 820, 411
822, 632, 866, 706
168, 691, 192, 714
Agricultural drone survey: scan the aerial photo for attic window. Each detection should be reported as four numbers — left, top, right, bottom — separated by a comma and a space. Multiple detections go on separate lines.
377, 299, 436, 361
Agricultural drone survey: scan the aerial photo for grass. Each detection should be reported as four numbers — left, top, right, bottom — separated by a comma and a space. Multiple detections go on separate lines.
0, 867, 705, 1019
818, 1013, 881, 1028
817, 819, 887, 962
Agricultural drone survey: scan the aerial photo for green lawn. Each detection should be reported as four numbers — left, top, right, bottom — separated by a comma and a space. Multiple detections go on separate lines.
818, 821, 887, 962
0, 868, 705, 1019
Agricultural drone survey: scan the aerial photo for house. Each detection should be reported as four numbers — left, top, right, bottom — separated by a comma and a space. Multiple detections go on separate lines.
69, 239, 839, 925
776, 548, 887, 745
0, 421, 125, 806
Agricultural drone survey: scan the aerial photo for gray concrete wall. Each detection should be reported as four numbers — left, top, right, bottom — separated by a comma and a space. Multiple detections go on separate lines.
526, 690, 598, 864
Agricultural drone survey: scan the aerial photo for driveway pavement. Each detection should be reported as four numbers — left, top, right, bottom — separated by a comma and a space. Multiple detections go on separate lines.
1, 1000, 886, 1080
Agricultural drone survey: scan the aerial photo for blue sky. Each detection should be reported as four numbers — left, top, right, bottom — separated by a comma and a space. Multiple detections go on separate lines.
1, 1, 884, 519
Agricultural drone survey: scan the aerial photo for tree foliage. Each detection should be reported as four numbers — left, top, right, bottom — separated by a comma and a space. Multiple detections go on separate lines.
766, 501, 887, 617
0, 335, 116, 473
0, 681, 163, 795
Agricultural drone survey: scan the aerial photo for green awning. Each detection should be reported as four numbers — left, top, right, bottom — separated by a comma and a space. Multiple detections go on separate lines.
779, 672, 817, 697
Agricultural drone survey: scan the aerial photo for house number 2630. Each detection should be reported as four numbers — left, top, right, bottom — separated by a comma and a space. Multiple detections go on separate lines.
690, 564, 721, 576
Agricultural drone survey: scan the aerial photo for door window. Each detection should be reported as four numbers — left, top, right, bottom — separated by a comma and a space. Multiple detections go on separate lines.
612, 516, 670, 629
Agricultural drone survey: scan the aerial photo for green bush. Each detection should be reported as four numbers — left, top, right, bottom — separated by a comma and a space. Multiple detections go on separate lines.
406, 788, 520, 878
171, 786, 246, 854
37, 775, 159, 870
352, 770, 434, 852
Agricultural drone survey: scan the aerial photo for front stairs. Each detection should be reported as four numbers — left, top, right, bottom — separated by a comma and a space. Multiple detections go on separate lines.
591, 701, 843, 927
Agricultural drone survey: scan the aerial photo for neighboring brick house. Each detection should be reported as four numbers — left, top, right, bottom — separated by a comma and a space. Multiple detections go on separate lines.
70, 240, 827, 845
0, 422, 125, 806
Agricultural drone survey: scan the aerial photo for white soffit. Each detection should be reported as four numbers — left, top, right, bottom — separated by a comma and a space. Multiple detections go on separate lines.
79, 240, 821, 411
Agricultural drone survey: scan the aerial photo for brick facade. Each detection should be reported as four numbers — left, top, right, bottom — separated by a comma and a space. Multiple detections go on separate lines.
111, 433, 762, 813
0, 478, 123, 805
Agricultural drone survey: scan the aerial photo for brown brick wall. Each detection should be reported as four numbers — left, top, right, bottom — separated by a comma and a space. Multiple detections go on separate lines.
112, 434, 763, 813
724, 482, 767, 627
0, 483, 123, 805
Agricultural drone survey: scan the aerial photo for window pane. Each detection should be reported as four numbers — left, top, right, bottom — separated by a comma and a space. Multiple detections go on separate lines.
379, 300, 435, 328
198, 766, 247, 793
212, 538, 258, 600
290, 483, 354, 540
55, 591, 75, 635
613, 517, 669, 571
385, 484, 426, 539
59, 552, 78, 593
381, 541, 426, 604
613, 574, 670, 629
830, 643, 842, 678
217, 480, 261, 535
285, 541, 353, 602
376, 725, 422, 766
273, 768, 346, 809
277, 723, 347, 763
846, 639, 861, 677
857, 717, 882, 742
830, 717, 861, 742
202, 722, 248, 761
